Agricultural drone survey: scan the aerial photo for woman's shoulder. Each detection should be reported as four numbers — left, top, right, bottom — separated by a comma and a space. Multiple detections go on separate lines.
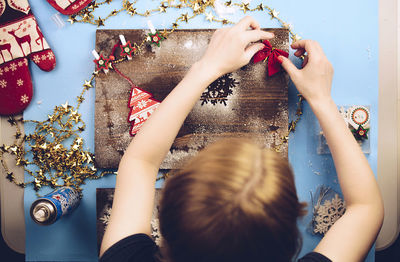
99, 233, 331, 262
298, 252, 332, 262
99, 233, 159, 262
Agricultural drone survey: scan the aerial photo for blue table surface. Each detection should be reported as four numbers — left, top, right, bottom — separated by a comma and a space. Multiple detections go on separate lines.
23, 1, 378, 261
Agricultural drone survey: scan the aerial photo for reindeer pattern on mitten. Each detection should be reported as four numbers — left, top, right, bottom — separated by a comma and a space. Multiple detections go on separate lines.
0, 0, 56, 115
0, 15, 51, 65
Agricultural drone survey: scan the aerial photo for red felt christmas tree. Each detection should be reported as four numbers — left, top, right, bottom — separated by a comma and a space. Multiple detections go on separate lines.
46, 0, 91, 15
128, 87, 160, 136
0, 0, 56, 115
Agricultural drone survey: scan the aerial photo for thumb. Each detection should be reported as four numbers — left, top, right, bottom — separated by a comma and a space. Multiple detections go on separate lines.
245, 43, 265, 62
279, 56, 299, 78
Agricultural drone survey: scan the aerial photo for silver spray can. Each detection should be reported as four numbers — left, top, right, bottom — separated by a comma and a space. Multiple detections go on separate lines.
30, 186, 80, 225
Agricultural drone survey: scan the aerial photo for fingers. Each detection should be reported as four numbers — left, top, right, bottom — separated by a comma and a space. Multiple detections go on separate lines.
244, 29, 274, 43
236, 16, 260, 31
302, 55, 309, 68
279, 56, 299, 78
244, 42, 265, 61
291, 39, 311, 49
291, 40, 321, 60
294, 48, 306, 57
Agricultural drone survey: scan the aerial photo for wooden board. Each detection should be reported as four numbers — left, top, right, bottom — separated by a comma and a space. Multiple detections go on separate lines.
95, 29, 289, 169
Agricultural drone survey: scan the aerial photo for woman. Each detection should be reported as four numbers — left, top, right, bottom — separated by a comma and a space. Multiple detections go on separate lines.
99, 16, 383, 262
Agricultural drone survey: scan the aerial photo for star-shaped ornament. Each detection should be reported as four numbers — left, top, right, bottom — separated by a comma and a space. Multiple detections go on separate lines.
127, 7, 136, 15
76, 137, 83, 145
241, 3, 250, 13
352, 125, 369, 141
159, 3, 167, 12
0, 145, 7, 152
82, 12, 93, 22
7, 117, 16, 125
9, 145, 18, 154
15, 132, 21, 139
205, 12, 214, 22
123, 1, 133, 9
6, 172, 14, 182
94, 54, 111, 71
269, 9, 279, 19
33, 178, 42, 191
148, 31, 165, 47
16, 158, 27, 166
193, 3, 201, 12
120, 41, 136, 57
68, 15, 77, 24
84, 80, 93, 89
95, 17, 105, 27
181, 13, 189, 23
70, 110, 81, 123
77, 96, 85, 103
61, 101, 70, 111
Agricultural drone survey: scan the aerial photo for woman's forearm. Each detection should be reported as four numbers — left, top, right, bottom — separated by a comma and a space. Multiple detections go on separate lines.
119, 17, 274, 175
309, 98, 383, 209
121, 60, 219, 170
281, 39, 383, 261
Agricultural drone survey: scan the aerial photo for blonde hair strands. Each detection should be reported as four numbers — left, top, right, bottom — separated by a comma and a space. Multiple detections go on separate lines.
159, 138, 306, 262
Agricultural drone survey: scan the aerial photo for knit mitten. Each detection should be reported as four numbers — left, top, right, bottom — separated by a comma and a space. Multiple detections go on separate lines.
46, 0, 91, 15
0, 0, 56, 115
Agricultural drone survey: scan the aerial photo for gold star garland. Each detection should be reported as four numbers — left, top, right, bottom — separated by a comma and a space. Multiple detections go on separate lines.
0, 75, 114, 196
68, 0, 302, 43
273, 94, 304, 152
0, 0, 304, 194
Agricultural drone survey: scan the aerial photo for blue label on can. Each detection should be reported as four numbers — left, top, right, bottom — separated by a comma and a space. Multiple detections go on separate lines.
41, 187, 80, 221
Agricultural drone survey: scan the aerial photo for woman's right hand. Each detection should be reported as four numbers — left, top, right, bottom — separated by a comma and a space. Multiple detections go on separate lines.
279, 40, 334, 105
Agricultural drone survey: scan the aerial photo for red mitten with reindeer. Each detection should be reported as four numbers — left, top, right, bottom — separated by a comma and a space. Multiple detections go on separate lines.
46, 0, 91, 15
0, 0, 56, 115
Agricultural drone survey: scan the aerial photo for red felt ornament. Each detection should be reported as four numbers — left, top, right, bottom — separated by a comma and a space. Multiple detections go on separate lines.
253, 40, 288, 76
93, 54, 110, 71
46, 0, 91, 15
105, 41, 160, 136
127, 87, 160, 136
352, 125, 369, 141
148, 31, 165, 47
120, 41, 136, 58
0, 0, 56, 116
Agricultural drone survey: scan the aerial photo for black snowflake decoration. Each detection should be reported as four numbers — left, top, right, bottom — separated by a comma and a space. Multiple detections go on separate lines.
200, 73, 238, 106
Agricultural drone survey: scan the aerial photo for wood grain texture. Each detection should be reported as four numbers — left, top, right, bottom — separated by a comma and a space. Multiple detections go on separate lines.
95, 29, 289, 169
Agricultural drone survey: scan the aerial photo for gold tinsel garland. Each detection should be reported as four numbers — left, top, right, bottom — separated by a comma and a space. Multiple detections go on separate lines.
0, 0, 303, 195
69, 0, 302, 43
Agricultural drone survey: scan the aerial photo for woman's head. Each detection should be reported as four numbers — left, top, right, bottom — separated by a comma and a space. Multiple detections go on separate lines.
159, 138, 306, 262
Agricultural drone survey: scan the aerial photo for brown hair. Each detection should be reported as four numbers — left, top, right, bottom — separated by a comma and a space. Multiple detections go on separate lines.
159, 138, 306, 262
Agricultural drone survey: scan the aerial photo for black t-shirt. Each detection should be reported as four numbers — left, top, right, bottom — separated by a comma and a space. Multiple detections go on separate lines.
99, 234, 332, 262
